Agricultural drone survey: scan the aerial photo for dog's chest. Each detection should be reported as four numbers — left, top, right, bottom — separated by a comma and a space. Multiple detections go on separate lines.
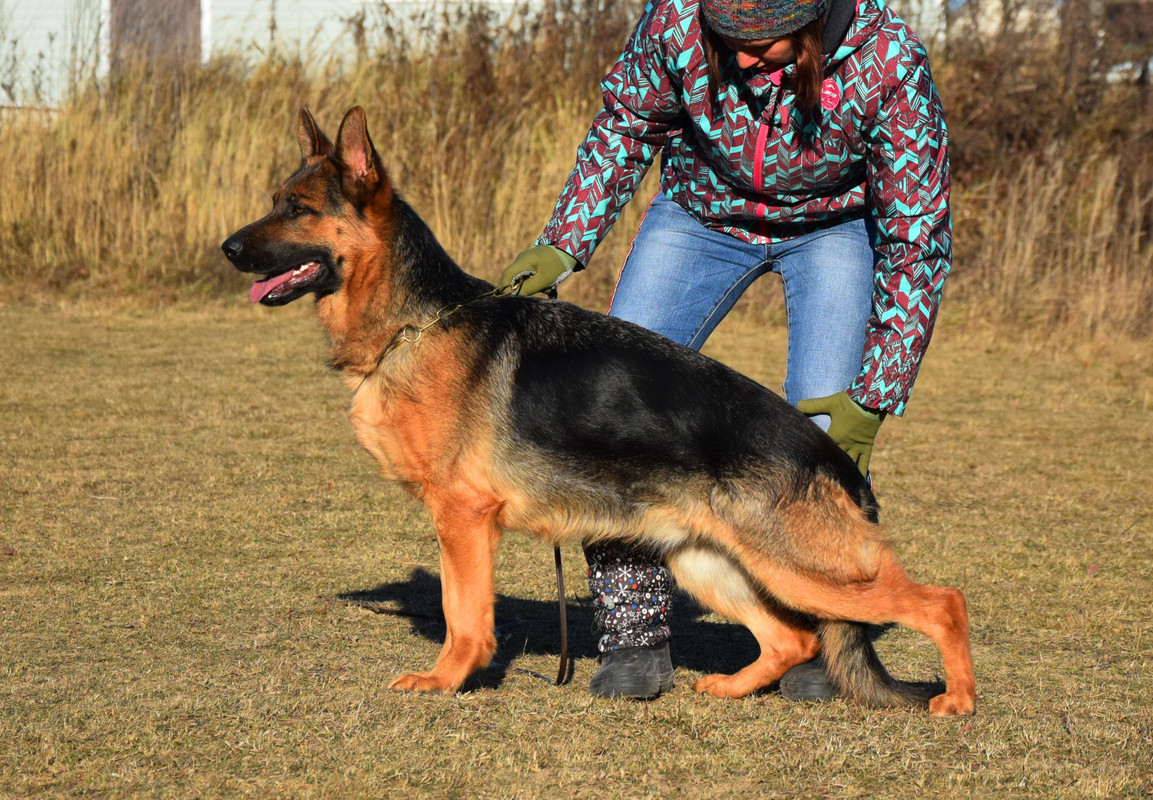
346, 375, 462, 485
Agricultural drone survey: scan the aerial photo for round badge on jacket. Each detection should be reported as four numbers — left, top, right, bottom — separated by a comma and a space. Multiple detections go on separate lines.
820, 79, 842, 111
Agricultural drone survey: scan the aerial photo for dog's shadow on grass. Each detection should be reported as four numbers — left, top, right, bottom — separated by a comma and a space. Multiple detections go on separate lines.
329, 566, 761, 692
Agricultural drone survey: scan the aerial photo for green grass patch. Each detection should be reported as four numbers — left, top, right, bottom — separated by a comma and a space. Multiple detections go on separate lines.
1, 304, 1150, 798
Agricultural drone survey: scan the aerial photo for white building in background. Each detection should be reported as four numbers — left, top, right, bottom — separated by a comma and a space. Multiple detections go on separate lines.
1, 0, 98, 105
0, 0, 524, 106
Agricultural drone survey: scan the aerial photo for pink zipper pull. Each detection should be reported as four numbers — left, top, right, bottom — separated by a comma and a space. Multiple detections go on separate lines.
753, 123, 768, 192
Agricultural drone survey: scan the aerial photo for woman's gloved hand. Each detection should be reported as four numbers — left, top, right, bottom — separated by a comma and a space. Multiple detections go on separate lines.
497, 245, 578, 297
796, 391, 884, 477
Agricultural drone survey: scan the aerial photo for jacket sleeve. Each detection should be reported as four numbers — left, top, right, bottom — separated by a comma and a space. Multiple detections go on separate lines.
849, 36, 952, 417
538, 0, 685, 266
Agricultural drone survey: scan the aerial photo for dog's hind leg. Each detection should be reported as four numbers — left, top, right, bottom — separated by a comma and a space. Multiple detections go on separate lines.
667, 545, 820, 699
740, 544, 976, 716
844, 550, 975, 717
388, 487, 502, 694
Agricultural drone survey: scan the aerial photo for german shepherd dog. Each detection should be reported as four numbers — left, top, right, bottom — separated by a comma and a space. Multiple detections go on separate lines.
222, 107, 976, 716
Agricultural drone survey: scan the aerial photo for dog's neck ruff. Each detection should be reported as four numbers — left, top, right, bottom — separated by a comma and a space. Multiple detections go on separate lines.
367, 276, 529, 376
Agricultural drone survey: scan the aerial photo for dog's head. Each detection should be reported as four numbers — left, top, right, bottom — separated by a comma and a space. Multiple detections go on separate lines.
221, 107, 392, 306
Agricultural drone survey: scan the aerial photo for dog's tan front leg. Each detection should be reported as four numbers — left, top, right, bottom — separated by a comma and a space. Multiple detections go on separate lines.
389, 492, 501, 693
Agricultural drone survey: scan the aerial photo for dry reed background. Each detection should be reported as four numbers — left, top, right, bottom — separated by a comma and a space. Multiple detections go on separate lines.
0, 0, 1150, 336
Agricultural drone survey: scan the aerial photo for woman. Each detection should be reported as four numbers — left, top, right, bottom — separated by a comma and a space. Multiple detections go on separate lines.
498, 0, 952, 700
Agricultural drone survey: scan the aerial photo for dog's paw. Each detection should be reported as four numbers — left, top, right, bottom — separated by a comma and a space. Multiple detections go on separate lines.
388, 672, 456, 694
928, 692, 976, 717
692, 673, 752, 699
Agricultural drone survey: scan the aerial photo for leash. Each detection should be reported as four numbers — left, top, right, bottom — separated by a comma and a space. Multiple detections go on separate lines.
553, 545, 572, 685
358, 274, 572, 687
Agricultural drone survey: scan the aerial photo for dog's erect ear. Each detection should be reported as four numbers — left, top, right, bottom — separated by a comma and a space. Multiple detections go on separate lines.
334, 106, 386, 203
297, 107, 332, 160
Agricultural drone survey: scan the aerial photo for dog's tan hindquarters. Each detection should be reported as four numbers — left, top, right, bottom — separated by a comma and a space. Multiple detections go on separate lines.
722, 502, 976, 715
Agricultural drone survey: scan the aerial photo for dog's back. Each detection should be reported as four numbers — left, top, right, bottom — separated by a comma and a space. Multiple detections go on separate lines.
434, 296, 876, 541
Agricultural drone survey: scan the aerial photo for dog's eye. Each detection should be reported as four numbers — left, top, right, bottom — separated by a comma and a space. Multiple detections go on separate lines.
288, 203, 312, 219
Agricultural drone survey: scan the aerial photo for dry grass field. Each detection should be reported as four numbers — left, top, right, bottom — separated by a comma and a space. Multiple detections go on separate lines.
1, 300, 1150, 798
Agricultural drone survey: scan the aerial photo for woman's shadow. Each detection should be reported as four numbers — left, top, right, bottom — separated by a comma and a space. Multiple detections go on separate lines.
328, 566, 762, 692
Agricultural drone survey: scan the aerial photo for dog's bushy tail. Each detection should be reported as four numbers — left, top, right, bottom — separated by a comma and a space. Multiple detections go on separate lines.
818, 621, 943, 709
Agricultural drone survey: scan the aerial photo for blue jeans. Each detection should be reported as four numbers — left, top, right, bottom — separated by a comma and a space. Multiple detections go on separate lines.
609, 193, 876, 427
586, 192, 877, 653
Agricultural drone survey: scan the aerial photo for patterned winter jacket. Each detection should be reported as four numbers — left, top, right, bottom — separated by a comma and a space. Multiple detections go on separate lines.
539, 0, 952, 416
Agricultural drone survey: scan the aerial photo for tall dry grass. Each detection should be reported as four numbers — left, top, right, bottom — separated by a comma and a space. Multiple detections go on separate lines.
0, 0, 1150, 336
0, 1, 647, 310
956, 153, 1153, 337
940, 14, 1153, 338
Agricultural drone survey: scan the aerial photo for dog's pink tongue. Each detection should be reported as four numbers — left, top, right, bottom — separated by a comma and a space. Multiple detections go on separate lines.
249, 271, 295, 303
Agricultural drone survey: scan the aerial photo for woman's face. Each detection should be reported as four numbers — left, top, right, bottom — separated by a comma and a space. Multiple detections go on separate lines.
720, 35, 797, 72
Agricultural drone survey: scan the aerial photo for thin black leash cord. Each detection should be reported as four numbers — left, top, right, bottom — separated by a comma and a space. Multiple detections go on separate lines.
553, 545, 572, 685
343, 274, 573, 687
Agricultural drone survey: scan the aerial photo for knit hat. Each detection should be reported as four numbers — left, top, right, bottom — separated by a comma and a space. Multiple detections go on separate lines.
702, 0, 827, 40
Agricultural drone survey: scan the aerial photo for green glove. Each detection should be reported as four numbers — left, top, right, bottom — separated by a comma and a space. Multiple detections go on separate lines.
795, 391, 884, 477
497, 245, 578, 297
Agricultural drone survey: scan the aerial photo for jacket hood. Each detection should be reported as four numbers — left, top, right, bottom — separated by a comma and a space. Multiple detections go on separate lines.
821, 0, 856, 53
823, 0, 886, 69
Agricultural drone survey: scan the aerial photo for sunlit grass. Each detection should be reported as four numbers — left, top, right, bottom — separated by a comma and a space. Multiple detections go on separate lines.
0, 304, 1150, 797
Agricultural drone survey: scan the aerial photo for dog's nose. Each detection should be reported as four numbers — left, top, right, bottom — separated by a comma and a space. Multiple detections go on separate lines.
221, 235, 243, 261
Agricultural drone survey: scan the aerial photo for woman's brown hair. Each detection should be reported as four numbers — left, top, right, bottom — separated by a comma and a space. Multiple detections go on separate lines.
703, 14, 826, 126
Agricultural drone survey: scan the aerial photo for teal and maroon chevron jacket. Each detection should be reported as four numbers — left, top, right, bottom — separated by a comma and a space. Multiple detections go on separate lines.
539, 0, 952, 416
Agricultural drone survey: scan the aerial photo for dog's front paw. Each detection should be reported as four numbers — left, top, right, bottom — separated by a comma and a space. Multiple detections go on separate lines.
692, 673, 752, 699
928, 691, 976, 717
388, 672, 456, 694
